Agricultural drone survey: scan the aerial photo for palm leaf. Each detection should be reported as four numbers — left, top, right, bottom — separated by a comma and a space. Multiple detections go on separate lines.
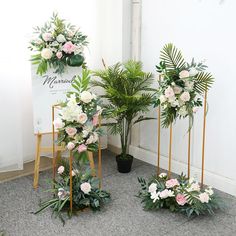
195, 72, 214, 94
160, 43, 185, 70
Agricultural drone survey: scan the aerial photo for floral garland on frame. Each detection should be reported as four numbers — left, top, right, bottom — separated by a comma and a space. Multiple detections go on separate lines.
29, 13, 88, 75
34, 69, 110, 223
138, 173, 222, 217
155, 43, 214, 128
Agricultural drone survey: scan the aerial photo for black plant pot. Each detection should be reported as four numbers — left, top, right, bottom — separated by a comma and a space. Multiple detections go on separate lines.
116, 154, 134, 173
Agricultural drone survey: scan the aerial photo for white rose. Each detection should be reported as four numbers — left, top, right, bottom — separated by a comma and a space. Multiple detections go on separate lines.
77, 113, 88, 124
42, 33, 53, 41
57, 166, 65, 174
53, 118, 64, 129
180, 91, 190, 102
86, 135, 94, 145
56, 34, 66, 43
41, 48, 53, 60
82, 130, 89, 138
179, 70, 190, 79
185, 81, 194, 91
191, 183, 200, 192
148, 183, 157, 193
67, 142, 75, 150
159, 95, 166, 104
80, 91, 93, 103
159, 173, 167, 178
189, 67, 198, 77
171, 100, 179, 107
164, 86, 175, 98
178, 106, 188, 116
80, 182, 91, 194
199, 192, 210, 203
159, 189, 174, 199
173, 86, 182, 94
150, 191, 160, 203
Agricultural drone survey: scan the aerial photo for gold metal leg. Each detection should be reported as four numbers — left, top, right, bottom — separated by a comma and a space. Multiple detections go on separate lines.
52, 106, 56, 182
33, 134, 42, 189
157, 107, 161, 175
98, 115, 102, 188
69, 150, 73, 213
168, 123, 173, 178
201, 90, 207, 187
88, 151, 95, 176
187, 128, 191, 179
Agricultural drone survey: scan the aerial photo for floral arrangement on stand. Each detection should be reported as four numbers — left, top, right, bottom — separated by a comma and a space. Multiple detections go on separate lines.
138, 173, 221, 217
29, 13, 88, 75
155, 43, 214, 128
34, 69, 110, 224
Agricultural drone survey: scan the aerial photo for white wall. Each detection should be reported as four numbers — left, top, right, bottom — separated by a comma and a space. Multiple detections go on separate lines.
129, 0, 236, 195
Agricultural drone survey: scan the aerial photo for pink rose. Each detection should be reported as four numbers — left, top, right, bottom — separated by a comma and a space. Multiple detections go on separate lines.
78, 144, 87, 153
67, 142, 75, 150
56, 51, 62, 59
92, 114, 99, 126
165, 179, 179, 188
62, 41, 75, 54
164, 86, 174, 98
77, 113, 88, 124
57, 166, 64, 174
176, 193, 187, 206
65, 127, 77, 137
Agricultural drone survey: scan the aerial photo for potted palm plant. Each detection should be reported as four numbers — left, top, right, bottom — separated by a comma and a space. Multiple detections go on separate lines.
92, 61, 155, 173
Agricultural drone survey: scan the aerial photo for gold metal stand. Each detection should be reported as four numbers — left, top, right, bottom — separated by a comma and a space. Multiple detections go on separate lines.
187, 128, 191, 178
201, 90, 207, 187
69, 150, 73, 213
98, 115, 102, 188
168, 123, 173, 178
157, 106, 161, 175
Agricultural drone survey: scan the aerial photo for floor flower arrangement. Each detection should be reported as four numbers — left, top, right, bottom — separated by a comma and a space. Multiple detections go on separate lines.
34, 69, 110, 224
29, 13, 88, 75
138, 173, 221, 217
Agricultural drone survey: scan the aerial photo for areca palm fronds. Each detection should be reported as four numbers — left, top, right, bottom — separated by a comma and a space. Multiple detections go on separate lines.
195, 72, 214, 94
92, 60, 156, 158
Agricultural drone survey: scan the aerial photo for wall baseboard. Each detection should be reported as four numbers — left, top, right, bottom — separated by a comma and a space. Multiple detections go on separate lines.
129, 145, 236, 196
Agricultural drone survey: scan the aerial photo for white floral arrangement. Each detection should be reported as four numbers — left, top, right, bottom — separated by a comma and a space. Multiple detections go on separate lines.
155, 43, 214, 128
53, 69, 103, 161
138, 173, 221, 217
29, 13, 88, 75
34, 69, 110, 224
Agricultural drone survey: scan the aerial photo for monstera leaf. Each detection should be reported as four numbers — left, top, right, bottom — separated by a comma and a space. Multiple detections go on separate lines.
67, 54, 84, 67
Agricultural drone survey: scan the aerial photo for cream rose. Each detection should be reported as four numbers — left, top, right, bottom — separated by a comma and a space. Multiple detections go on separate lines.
179, 70, 190, 79
164, 86, 175, 98
148, 183, 157, 193
80, 182, 91, 194
80, 91, 93, 103
77, 113, 88, 124
41, 48, 53, 60
42, 33, 53, 41
56, 34, 66, 43
180, 91, 190, 102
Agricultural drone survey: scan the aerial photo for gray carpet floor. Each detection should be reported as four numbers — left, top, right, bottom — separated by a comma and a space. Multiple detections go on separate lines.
1, 150, 236, 236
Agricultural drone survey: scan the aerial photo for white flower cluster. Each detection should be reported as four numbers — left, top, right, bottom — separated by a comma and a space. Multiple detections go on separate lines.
53, 91, 102, 153
159, 68, 200, 117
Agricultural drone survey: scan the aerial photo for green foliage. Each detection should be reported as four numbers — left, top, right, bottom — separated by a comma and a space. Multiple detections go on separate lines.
92, 60, 155, 158
195, 72, 214, 95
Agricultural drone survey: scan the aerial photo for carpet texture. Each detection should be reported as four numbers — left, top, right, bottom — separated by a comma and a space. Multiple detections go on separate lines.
0, 150, 236, 236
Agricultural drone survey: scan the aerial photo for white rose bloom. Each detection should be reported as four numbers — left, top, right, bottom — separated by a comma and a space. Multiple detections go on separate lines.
185, 81, 194, 91
56, 34, 66, 43
173, 86, 182, 94
199, 192, 210, 203
178, 106, 188, 116
148, 183, 157, 193
159, 173, 167, 178
80, 91, 93, 103
42, 32, 53, 41
159, 95, 166, 104
50, 41, 59, 47
189, 67, 198, 77
171, 100, 179, 107
179, 70, 190, 79
80, 182, 92, 194
150, 192, 160, 203
41, 48, 53, 60
180, 91, 190, 102
86, 135, 94, 145
82, 130, 89, 138
53, 118, 65, 129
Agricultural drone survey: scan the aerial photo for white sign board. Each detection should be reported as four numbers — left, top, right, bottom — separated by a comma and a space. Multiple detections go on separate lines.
31, 66, 82, 133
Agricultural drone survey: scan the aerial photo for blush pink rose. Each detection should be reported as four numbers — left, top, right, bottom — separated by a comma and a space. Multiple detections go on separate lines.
78, 144, 87, 153
164, 86, 174, 98
92, 114, 99, 126
65, 127, 77, 137
67, 142, 75, 150
176, 193, 187, 206
56, 51, 62, 59
165, 178, 179, 188
62, 41, 75, 54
